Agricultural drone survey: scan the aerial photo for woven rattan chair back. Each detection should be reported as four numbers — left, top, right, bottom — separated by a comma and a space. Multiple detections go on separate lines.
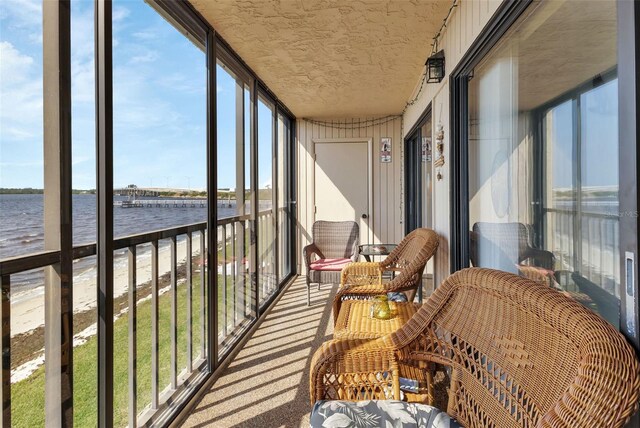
471, 222, 530, 266
391, 268, 639, 428
332, 228, 439, 318
471, 222, 555, 271
311, 220, 359, 259
382, 228, 439, 300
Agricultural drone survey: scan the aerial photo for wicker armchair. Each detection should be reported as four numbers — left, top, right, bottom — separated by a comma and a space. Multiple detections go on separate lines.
470, 222, 555, 271
303, 220, 359, 305
333, 228, 439, 322
311, 268, 640, 428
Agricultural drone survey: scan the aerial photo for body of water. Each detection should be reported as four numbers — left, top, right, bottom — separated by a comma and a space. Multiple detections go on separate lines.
0, 194, 266, 290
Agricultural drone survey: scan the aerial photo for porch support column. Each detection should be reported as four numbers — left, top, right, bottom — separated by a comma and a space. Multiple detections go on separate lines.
251, 80, 259, 315
95, 0, 114, 426
206, 30, 218, 371
43, 0, 73, 426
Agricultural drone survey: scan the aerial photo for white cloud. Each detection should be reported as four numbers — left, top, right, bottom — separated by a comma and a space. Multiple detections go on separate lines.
133, 29, 156, 41
0, 41, 34, 83
70, 6, 95, 106
130, 50, 159, 64
157, 72, 205, 95
0, 41, 43, 141
112, 6, 130, 24
71, 5, 95, 63
112, 66, 183, 131
27, 31, 41, 45
72, 57, 95, 104
72, 155, 92, 166
0, 0, 42, 31
0, 160, 43, 168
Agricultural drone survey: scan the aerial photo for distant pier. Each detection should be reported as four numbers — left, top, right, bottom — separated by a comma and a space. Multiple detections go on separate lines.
114, 185, 161, 197
116, 199, 207, 208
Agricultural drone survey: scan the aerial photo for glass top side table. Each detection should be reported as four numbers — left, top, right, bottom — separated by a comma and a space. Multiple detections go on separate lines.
358, 244, 398, 262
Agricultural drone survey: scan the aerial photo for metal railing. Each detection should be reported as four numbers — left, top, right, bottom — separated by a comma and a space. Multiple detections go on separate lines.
544, 208, 620, 295
0, 222, 209, 427
216, 213, 253, 354
257, 210, 278, 307
0, 207, 287, 427
216, 209, 278, 354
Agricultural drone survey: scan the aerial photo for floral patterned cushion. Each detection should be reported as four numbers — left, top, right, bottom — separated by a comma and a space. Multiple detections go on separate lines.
310, 400, 461, 428
387, 292, 408, 302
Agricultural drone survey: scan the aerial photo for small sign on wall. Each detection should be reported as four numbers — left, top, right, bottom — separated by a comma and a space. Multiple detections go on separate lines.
380, 137, 392, 163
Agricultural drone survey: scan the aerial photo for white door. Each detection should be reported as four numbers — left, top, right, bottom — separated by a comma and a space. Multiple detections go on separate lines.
314, 140, 372, 246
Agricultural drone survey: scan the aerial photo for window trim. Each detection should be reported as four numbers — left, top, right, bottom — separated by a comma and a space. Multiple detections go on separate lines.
534, 69, 618, 270
617, 0, 640, 353
449, 0, 533, 273
450, 0, 640, 352
404, 103, 432, 234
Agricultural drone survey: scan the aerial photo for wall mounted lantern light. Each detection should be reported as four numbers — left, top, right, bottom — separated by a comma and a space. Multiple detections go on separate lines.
426, 50, 445, 83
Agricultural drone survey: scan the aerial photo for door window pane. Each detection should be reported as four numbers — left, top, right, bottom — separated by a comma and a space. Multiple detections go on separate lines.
420, 116, 433, 229
405, 114, 433, 232
257, 96, 276, 305
544, 101, 575, 274
467, 0, 619, 326
277, 113, 292, 281
216, 60, 256, 355
112, 0, 207, 421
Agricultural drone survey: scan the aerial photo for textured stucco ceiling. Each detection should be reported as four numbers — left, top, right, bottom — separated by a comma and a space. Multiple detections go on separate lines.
189, 0, 454, 118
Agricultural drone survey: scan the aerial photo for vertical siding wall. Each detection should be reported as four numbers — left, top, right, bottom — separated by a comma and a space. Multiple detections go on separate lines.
296, 117, 403, 273
402, 0, 503, 286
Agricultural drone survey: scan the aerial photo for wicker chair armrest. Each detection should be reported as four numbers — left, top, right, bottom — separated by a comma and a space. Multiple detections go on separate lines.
332, 283, 389, 323
310, 338, 400, 403
340, 262, 383, 286
349, 240, 360, 262
337, 284, 387, 295
523, 247, 556, 270
383, 271, 422, 294
303, 243, 325, 268
540, 336, 640, 428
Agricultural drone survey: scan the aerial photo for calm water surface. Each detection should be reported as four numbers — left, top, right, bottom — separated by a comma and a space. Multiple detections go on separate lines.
0, 194, 251, 290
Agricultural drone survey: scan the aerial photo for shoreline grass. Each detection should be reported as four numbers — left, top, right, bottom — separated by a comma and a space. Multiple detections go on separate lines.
10, 266, 258, 427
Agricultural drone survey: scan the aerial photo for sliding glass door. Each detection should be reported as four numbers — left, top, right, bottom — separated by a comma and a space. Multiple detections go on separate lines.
216, 55, 256, 355
404, 109, 434, 300
277, 114, 294, 282
215, 49, 296, 357
452, 0, 638, 344
257, 94, 277, 307
404, 109, 433, 233
540, 75, 619, 325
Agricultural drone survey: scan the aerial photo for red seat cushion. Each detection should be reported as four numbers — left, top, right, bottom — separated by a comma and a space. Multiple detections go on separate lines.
309, 258, 351, 271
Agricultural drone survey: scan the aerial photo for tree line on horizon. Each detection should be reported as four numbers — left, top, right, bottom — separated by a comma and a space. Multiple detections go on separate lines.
1, 188, 274, 199
0, 188, 96, 195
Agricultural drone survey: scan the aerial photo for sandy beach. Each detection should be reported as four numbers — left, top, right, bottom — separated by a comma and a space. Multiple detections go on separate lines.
10, 233, 202, 337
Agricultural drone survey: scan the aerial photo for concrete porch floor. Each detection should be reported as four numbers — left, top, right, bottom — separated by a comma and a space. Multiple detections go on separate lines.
180, 275, 437, 428
181, 277, 334, 427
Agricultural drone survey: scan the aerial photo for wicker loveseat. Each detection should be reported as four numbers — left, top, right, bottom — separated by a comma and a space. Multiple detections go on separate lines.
303, 220, 359, 305
333, 228, 439, 322
310, 268, 640, 428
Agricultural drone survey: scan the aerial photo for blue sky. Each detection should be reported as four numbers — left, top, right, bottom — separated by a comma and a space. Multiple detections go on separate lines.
0, 0, 273, 190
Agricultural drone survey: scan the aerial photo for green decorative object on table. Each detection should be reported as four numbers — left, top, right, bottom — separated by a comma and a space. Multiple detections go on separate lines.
371, 295, 391, 320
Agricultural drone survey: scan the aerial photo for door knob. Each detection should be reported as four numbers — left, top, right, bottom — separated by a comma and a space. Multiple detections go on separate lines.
361, 214, 368, 219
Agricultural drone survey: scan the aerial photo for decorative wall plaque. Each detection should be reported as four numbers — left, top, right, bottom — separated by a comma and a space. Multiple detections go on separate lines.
380, 137, 392, 163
